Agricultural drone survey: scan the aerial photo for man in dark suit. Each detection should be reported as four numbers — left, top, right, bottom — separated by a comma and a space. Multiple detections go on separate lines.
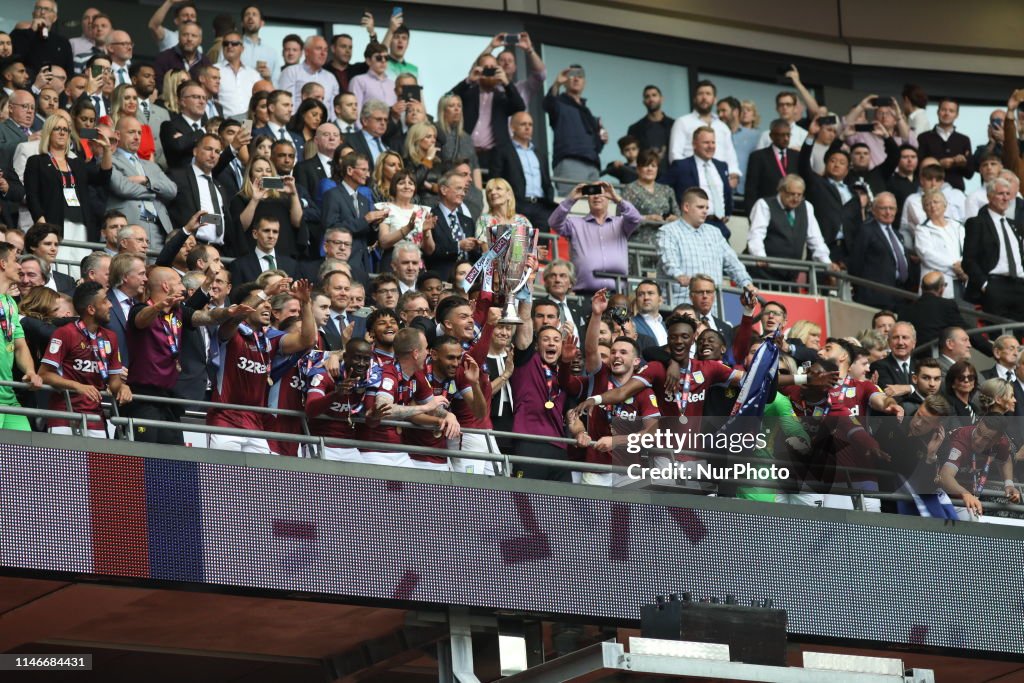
489, 112, 556, 231
343, 100, 391, 173
320, 269, 353, 352
0, 162, 25, 229
663, 126, 733, 238
871, 320, 916, 396
11, 2, 74, 76
895, 272, 991, 357
916, 98, 974, 191
320, 152, 380, 278
294, 122, 340, 198
229, 216, 299, 284
687, 274, 734, 350
167, 134, 238, 254
427, 171, 480, 280
847, 192, 910, 309
963, 177, 1024, 320
0, 90, 33, 166
542, 259, 591, 338
981, 334, 1019, 382
159, 80, 209, 170
744, 119, 792, 205
798, 128, 861, 264
253, 89, 303, 150
197, 64, 225, 121
450, 53, 526, 172
104, 252, 148, 367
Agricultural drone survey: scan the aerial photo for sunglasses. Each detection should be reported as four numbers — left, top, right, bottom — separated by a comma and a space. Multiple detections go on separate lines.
222, 40, 242, 47
372, 54, 388, 62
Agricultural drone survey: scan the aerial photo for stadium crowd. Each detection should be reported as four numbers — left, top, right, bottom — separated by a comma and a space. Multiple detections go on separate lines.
0, 1, 1023, 522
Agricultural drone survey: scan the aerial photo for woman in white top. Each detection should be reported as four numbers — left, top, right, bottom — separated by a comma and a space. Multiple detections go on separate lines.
475, 177, 534, 250
913, 188, 965, 299
375, 169, 436, 271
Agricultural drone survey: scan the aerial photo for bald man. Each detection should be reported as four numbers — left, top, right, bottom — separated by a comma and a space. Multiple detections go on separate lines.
277, 35, 338, 115
490, 111, 556, 229
895, 271, 991, 356
108, 115, 179, 248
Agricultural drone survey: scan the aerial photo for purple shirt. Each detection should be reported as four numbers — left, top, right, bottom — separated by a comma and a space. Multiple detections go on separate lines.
349, 71, 396, 117
548, 198, 642, 291
126, 303, 198, 389
510, 347, 567, 449
470, 90, 495, 151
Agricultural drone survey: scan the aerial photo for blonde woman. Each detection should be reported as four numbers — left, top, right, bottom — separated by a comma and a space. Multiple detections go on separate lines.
228, 157, 305, 258
404, 121, 442, 198
740, 100, 761, 129
370, 150, 404, 203
101, 84, 155, 160
475, 177, 534, 250
160, 69, 189, 114
913, 188, 965, 298
437, 92, 481, 184
788, 319, 822, 351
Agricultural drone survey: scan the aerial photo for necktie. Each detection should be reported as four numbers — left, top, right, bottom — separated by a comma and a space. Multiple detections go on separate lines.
901, 361, 909, 383
92, 95, 102, 116
139, 100, 150, 122
700, 314, 709, 325
374, 137, 385, 153
1001, 217, 1019, 278
703, 160, 721, 217
335, 313, 346, 335
779, 148, 787, 172
558, 301, 568, 323
192, 122, 201, 132
786, 209, 795, 227
278, 127, 288, 141
344, 125, 355, 134
263, 254, 276, 271
117, 67, 128, 84
450, 212, 465, 256
131, 155, 157, 217
201, 174, 223, 237
21, 126, 29, 136
883, 223, 908, 282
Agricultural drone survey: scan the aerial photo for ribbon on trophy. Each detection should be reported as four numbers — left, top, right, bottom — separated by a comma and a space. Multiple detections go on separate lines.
461, 226, 516, 293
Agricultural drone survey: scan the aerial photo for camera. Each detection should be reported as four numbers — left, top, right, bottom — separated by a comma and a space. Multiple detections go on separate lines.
482, 66, 497, 77
580, 184, 603, 196
609, 306, 630, 327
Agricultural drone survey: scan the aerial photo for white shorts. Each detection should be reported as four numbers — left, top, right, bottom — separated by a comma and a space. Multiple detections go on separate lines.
451, 433, 495, 475
361, 451, 415, 468
208, 433, 272, 454
322, 446, 362, 463
50, 425, 107, 439
410, 458, 451, 472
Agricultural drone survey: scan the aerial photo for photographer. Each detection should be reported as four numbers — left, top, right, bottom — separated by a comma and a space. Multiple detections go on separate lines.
449, 53, 526, 175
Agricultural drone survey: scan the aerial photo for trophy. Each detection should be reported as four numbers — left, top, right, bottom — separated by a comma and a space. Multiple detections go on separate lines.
496, 222, 536, 324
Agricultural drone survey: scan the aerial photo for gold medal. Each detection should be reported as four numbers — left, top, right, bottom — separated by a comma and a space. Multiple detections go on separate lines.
396, 426, 403, 435
267, 376, 274, 386
5, 342, 12, 353
544, 400, 555, 409
175, 359, 182, 372
679, 415, 688, 424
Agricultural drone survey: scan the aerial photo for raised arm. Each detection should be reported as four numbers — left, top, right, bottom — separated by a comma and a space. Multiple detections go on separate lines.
585, 290, 608, 374
279, 281, 317, 354
148, 0, 176, 43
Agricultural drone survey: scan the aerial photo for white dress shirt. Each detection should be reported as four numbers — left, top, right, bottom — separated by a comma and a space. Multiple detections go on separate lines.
639, 313, 667, 346
695, 156, 725, 217
191, 164, 224, 244
756, 123, 808, 150
255, 247, 278, 272
216, 59, 264, 118
989, 208, 1022, 277
668, 112, 741, 176
317, 152, 332, 179
913, 218, 964, 297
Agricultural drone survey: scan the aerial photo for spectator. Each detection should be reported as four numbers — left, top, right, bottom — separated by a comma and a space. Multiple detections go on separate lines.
843, 95, 916, 169
452, 53, 526, 175
659, 187, 756, 307
936, 326, 973, 378
239, 6, 278, 81
549, 181, 641, 295
154, 21, 209, 87
716, 96, 760, 194
367, 149, 403, 203
982, 334, 1020, 382
253, 90, 301, 149
965, 153, 1004, 219
286, 97, 327, 159
481, 32, 545, 105
848, 193, 909, 309
871, 320, 915, 394
25, 116, 111, 265
620, 149, 679, 250
0, 58, 28, 97
350, 42, 395, 115
894, 273, 975, 353
668, 80, 740, 185
345, 100, 391, 170
320, 226, 368, 287
102, 85, 155, 161
798, 125, 860, 265
0, 90, 35, 161
166, 133, 235, 249
158, 68, 188, 114
99, 211, 126, 256
231, 158, 305, 260
247, 90, 271, 130
104, 252, 146, 364
686, 275, 735, 349
159, 80, 209, 169
383, 13, 416, 79
277, 36, 339, 114
426, 171, 479, 280
887, 144, 919, 216
899, 164, 965, 239
631, 279, 666, 345
11, 0, 73, 76
216, 31, 263, 120
846, 141, 895, 199
745, 119, 794, 204
148, 0, 198, 53
899, 358, 943, 416
472, 178, 534, 251
627, 85, 674, 169
320, 269, 353, 350
664, 126, 732, 237
916, 98, 973, 191
489, 111, 554, 232
106, 30, 134, 87
375, 169, 436, 269
900, 83, 930, 136
963, 178, 1023, 318
540, 260, 587, 337
603, 135, 639, 185
912, 189, 965, 298
70, 8, 100, 74
108, 115, 177, 250
544, 64, 604, 192
943, 359, 979, 427
281, 34, 303, 71
294, 122, 341, 198
757, 91, 807, 151
747, 175, 837, 280
972, 109, 1009, 169
322, 152, 377, 275
116, 224, 149, 255
326, 34, 365, 95
0, 32, 10, 59
403, 121, 442, 199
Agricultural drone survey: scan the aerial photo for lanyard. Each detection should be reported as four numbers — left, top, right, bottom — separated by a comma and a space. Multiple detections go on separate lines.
672, 364, 693, 416
50, 154, 76, 187
75, 320, 109, 380
427, 370, 457, 400
147, 299, 181, 357
541, 362, 559, 405
0, 295, 11, 342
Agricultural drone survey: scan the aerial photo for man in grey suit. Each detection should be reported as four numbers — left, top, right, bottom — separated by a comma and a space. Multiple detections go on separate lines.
107, 116, 177, 249
131, 62, 171, 169
936, 326, 972, 379
0, 90, 34, 167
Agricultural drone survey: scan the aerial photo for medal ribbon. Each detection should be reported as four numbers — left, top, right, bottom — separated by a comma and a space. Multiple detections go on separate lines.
972, 451, 993, 497
542, 362, 559, 405
75, 320, 109, 380
148, 299, 181, 357
673, 364, 693, 415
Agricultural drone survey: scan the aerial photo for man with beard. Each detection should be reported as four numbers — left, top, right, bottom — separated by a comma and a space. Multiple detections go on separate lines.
407, 335, 487, 472
305, 337, 376, 463
566, 290, 660, 486
668, 79, 740, 186
627, 85, 673, 171
40, 282, 132, 437
368, 307, 399, 366
205, 280, 316, 453
939, 417, 1022, 520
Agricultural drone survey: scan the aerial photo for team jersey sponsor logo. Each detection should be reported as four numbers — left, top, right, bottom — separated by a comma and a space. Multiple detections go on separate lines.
49, 338, 61, 354
236, 357, 269, 374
